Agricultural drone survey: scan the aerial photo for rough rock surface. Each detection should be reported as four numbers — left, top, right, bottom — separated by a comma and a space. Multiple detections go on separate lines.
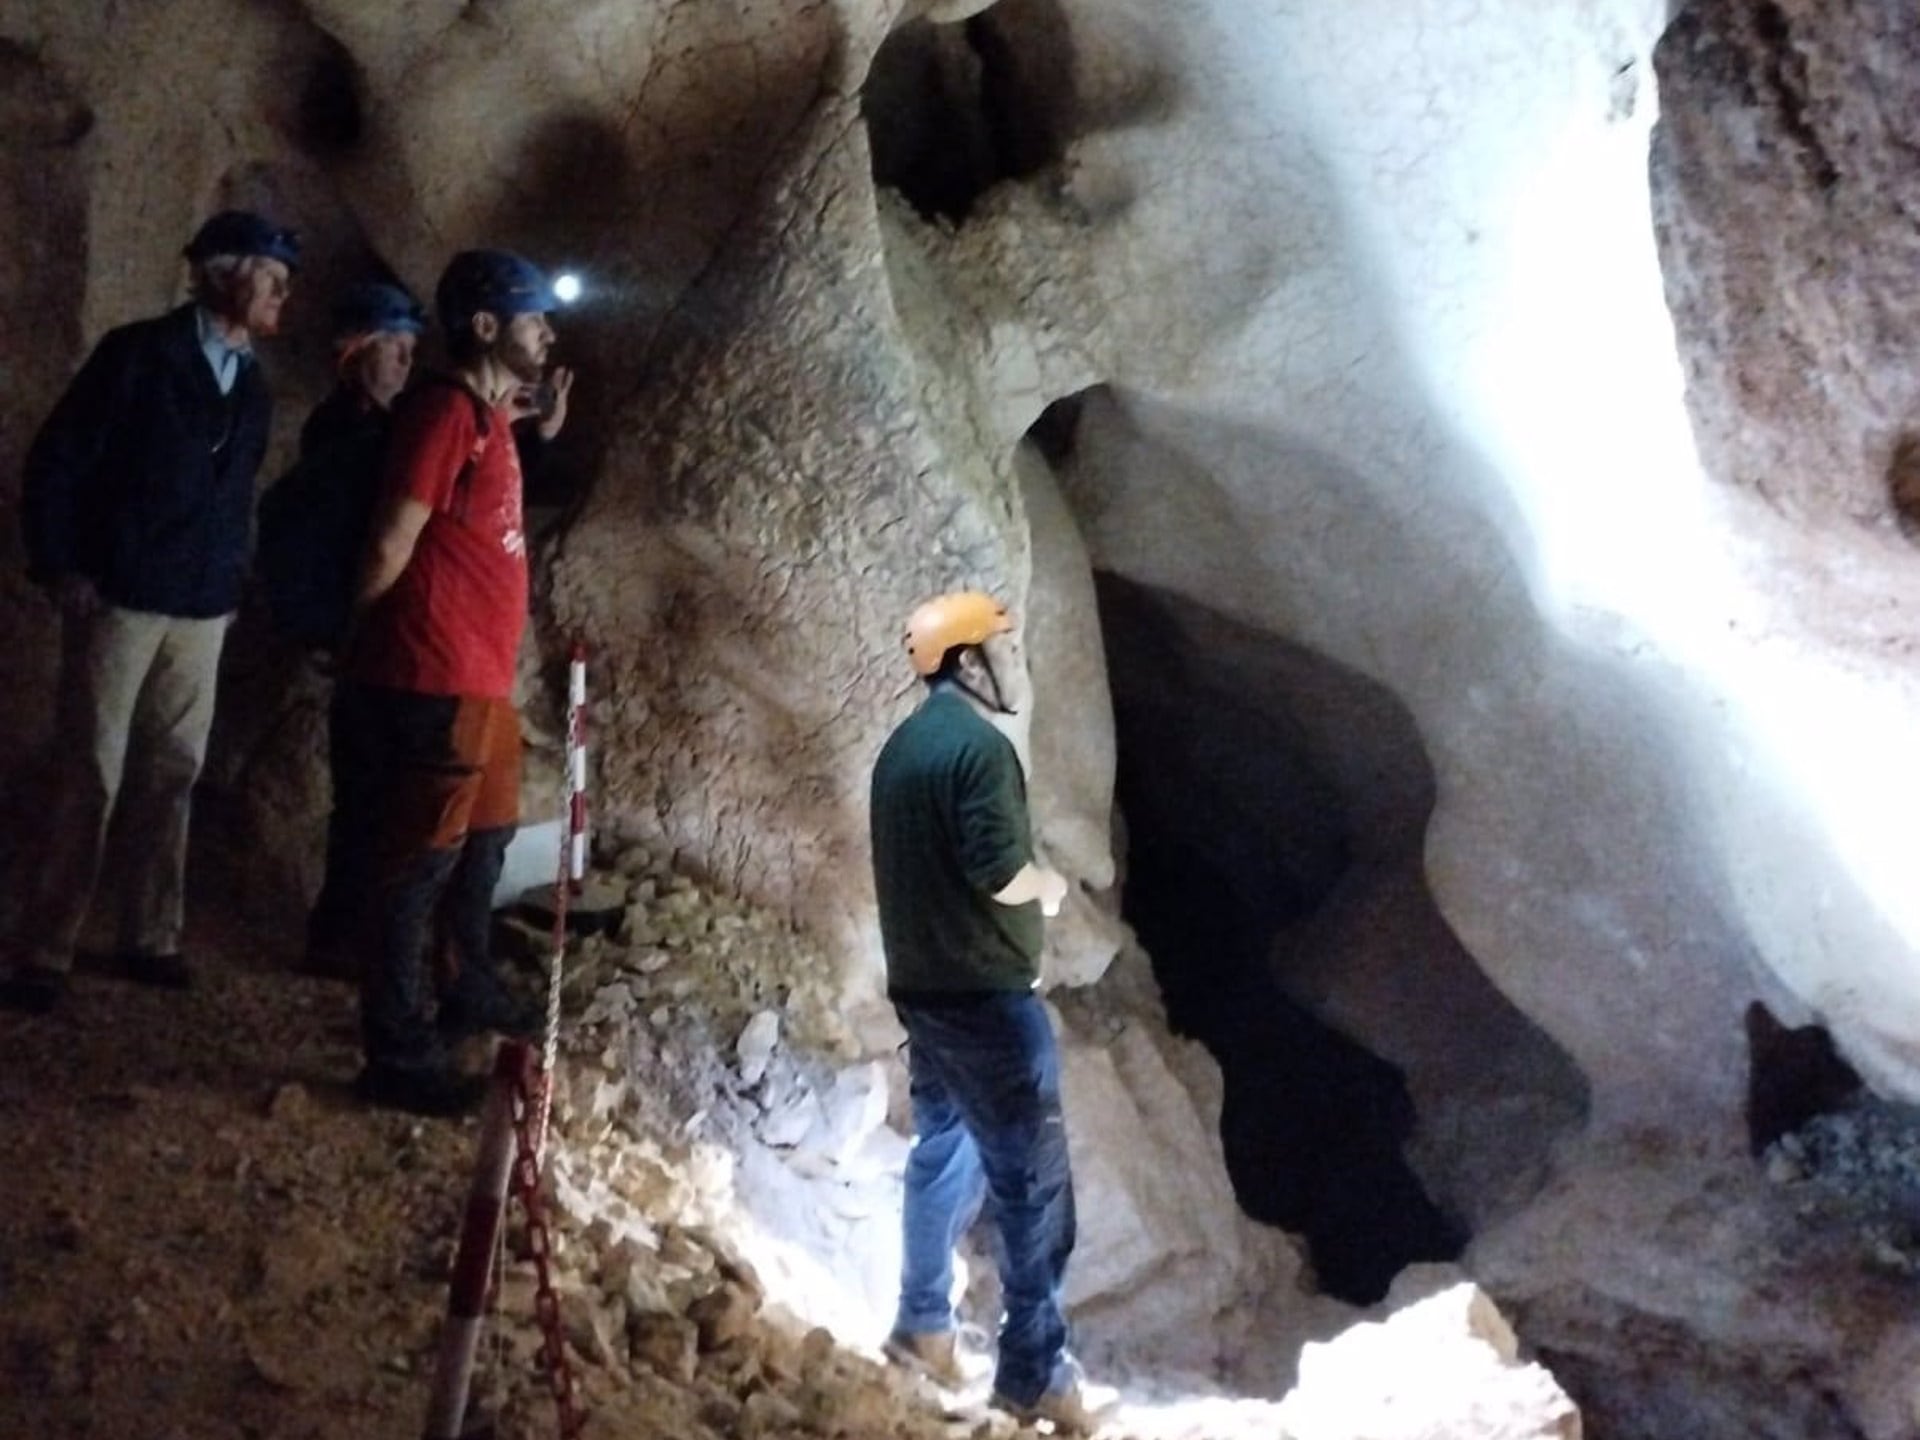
1647, 0, 1920, 1096
550, 831, 1323, 1383
1653, 0, 1920, 524
1473, 1130, 1920, 1440
0, 852, 1584, 1440
1275, 1272, 1581, 1440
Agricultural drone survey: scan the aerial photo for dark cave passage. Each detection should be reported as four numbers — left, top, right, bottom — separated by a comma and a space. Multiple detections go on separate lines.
1099, 571, 1465, 1303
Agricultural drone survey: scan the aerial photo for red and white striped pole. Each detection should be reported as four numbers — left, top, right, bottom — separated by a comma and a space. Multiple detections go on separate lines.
566, 643, 589, 894
421, 1043, 527, 1440
536, 641, 587, 1154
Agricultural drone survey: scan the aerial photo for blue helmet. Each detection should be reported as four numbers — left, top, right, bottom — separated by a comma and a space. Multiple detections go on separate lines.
435, 249, 555, 334
184, 210, 301, 269
330, 281, 427, 339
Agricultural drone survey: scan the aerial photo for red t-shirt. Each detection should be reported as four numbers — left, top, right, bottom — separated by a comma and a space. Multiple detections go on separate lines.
351, 382, 528, 698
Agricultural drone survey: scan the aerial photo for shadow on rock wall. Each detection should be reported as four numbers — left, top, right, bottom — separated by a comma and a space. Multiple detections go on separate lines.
0, 41, 95, 915
1093, 571, 1589, 1259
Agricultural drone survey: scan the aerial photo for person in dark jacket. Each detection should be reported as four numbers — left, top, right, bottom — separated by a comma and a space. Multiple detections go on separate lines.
0, 210, 298, 1013
870, 591, 1095, 1435
260, 281, 426, 980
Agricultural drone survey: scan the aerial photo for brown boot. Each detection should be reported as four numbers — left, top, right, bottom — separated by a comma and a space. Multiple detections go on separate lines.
991, 1382, 1101, 1435
883, 1328, 965, 1389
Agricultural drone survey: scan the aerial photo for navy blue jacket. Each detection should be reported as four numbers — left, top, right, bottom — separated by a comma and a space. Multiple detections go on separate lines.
22, 304, 273, 618
256, 385, 391, 650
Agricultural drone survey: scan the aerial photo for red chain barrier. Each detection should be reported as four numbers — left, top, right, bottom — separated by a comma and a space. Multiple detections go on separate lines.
426, 638, 589, 1440
507, 1043, 586, 1439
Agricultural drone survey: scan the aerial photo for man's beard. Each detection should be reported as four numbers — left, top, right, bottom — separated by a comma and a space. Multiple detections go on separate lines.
499, 339, 545, 384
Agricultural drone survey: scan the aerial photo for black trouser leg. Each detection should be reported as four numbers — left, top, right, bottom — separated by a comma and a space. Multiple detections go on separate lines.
439, 824, 514, 1012
308, 683, 378, 965
361, 845, 460, 1071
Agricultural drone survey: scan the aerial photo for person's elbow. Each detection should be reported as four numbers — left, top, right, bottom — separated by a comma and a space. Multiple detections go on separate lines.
356, 531, 415, 605
368, 529, 414, 578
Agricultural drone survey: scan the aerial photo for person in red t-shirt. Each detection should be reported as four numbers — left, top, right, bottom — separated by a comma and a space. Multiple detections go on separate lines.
342, 249, 566, 1116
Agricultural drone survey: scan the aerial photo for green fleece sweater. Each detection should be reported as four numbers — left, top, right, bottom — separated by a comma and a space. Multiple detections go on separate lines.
869, 686, 1042, 997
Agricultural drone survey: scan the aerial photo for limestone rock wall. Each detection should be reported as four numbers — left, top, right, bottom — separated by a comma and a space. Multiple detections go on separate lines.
1647, 0, 1920, 1100
939, 0, 1920, 1131
541, 99, 1122, 1022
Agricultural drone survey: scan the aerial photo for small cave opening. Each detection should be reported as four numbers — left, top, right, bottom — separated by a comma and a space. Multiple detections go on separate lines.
1026, 388, 1588, 1305
1099, 572, 1465, 1303
1744, 1001, 1862, 1155
861, 0, 1073, 224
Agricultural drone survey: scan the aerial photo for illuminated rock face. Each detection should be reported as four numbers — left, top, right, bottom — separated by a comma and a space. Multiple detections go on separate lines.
1647, 0, 1920, 1095
981, 0, 1920, 1129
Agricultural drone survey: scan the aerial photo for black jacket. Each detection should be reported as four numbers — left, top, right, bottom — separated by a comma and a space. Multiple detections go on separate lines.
255, 385, 392, 650
22, 303, 273, 618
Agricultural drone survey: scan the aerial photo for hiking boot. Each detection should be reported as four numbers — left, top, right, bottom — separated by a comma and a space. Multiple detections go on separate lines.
883, 1327, 965, 1389
0, 964, 67, 1014
438, 983, 542, 1042
354, 1062, 486, 1118
122, 950, 193, 990
991, 1382, 1100, 1435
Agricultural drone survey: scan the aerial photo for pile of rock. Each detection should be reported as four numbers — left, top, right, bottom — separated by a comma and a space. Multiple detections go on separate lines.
1764, 1097, 1920, 1277
469, 845, 1587, 1440
476, 845, 976, 1436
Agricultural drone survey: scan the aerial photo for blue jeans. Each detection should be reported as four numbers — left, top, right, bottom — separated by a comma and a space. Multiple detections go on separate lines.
893, 992, 1077, 1407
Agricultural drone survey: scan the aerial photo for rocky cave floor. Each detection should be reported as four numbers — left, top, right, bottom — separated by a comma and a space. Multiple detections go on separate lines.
0, 870, 990, 1440
0, 840, 1243, 1440
8, 837, 1920, 1440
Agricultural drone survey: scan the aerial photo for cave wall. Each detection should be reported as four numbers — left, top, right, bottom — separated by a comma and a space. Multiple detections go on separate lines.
2, 0, 1909, 1141
1653, 0, 1920, 525
0, 1, 1122, 993
894, 0, 1920, 1133
1648, 0, 1920, 1096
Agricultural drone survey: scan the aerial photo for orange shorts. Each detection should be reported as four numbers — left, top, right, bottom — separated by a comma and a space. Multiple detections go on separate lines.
351, 688, 521, 861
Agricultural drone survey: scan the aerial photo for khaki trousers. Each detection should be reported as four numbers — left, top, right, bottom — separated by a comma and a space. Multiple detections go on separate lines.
23, 604, 227, 971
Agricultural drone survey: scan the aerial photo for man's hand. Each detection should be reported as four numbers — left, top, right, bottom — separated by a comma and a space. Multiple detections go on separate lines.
49, 574, 99, 620
538, 366, 574, 441
994, 862, 1070, 917
1036, 867, 1069, 918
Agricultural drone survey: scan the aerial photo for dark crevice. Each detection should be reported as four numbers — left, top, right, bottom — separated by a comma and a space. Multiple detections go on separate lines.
862, 2, 1072, 224
1884, 434, 1920, 539
1027, 390, 1086, 469
262, 13, 364, 159
295, 31, 364, 156
1750, 1, 1839, 192
1095, 572, 1464, 1304
0, 39, 93, 146
1745, 1002, 1862, 1155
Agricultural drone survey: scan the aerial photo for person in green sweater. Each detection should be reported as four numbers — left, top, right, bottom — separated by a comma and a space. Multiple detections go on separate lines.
869, 590, 1093, 1435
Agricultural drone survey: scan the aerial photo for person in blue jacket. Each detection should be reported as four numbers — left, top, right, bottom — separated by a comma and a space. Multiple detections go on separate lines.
1, 210, 298, 1013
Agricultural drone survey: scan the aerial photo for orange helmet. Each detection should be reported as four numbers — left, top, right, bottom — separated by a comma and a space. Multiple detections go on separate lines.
903, 591, 1013, 676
